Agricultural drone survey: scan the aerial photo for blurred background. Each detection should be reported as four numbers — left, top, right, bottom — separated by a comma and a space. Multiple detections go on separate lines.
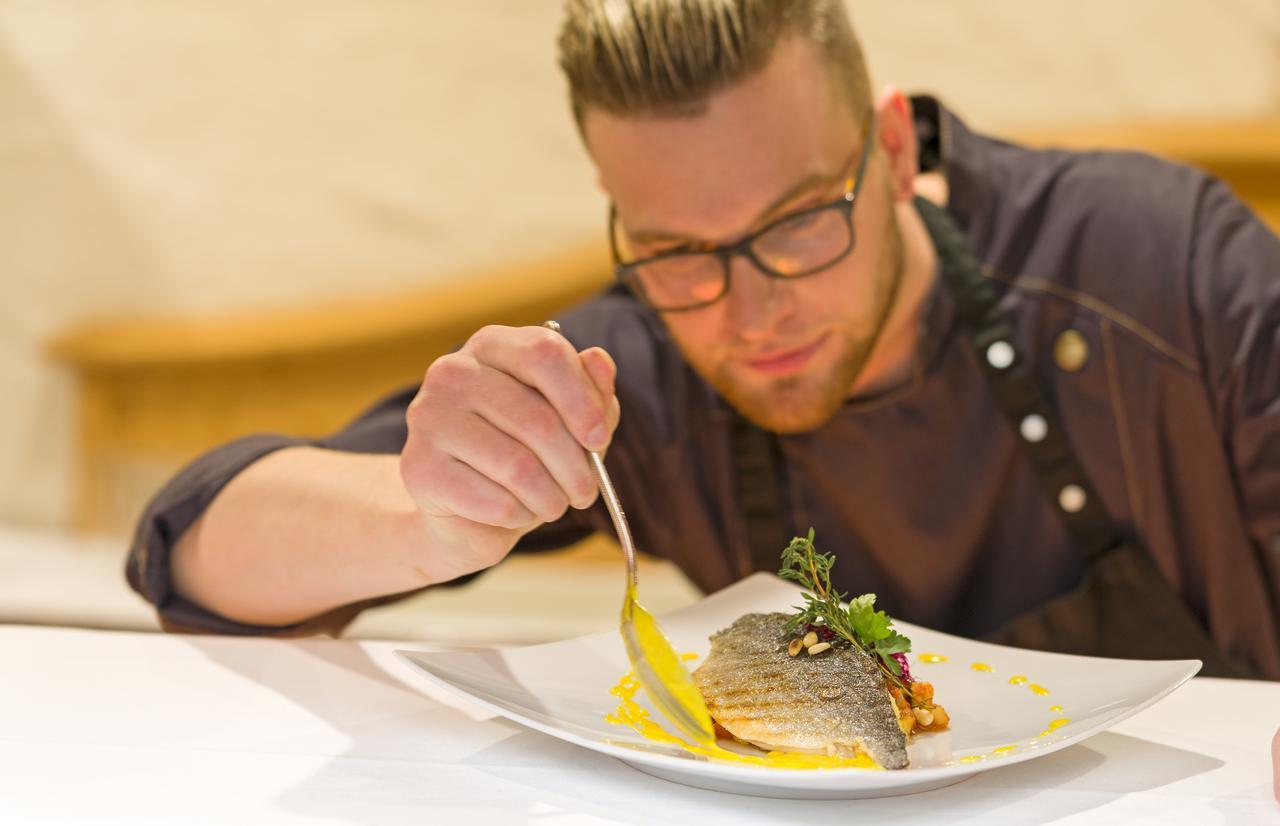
2, 0, 1278, 641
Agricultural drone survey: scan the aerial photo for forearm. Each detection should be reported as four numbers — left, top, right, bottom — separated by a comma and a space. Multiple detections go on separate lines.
170, 446, 431, 627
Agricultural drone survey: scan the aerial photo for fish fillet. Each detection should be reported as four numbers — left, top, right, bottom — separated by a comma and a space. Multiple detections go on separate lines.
692, 612, 909, 769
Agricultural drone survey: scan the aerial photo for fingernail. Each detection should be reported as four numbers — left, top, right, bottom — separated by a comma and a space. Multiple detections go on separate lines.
586, 423, 609, 451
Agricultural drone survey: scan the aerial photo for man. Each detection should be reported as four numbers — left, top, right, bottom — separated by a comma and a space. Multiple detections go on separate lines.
128, 0, 1280, 688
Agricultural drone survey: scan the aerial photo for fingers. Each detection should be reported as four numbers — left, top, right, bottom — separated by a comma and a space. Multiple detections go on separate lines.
579, 346, 617, 399
415, 453, 537, 530
469, 326, 614, 453
469, 364, 599, 509
402, 324, 621, 564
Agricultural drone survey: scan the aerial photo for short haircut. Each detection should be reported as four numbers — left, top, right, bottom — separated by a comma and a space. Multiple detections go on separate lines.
558, 0, 873, 131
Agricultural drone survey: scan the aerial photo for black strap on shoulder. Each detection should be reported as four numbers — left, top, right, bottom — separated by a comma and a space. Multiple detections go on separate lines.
913, 195, 1126, 560
729, 408, 790, 576
728, 196, 1126, 568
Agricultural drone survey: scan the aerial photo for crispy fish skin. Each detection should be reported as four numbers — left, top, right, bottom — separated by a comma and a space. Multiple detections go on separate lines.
692, 612, 909, 769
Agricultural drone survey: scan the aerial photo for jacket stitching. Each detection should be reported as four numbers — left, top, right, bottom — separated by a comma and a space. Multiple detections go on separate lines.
984, 269, 1201, 373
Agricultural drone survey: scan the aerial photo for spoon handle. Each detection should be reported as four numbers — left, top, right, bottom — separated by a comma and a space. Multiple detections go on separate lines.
587, 450, 638, 590
541, 321, 638, 589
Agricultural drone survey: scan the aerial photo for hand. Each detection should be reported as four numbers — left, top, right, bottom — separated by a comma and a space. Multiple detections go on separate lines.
1273, 727, 1279, 804
400, 324, 620, 583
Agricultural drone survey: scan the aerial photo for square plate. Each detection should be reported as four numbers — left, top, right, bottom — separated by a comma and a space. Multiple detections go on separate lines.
397, 573, 1199, 799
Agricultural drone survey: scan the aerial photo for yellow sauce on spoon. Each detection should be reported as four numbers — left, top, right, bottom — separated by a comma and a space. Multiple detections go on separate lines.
621, 583, 716, 748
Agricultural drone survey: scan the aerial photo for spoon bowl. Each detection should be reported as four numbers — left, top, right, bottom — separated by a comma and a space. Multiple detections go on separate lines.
544, 321, 715, 747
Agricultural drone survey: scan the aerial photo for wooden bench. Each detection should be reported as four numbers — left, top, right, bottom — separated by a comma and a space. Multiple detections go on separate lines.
49, 122, 1280, 536
48, 243, 611, 535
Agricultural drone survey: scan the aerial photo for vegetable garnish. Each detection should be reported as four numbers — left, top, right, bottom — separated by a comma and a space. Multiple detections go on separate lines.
778, 528, 913, 692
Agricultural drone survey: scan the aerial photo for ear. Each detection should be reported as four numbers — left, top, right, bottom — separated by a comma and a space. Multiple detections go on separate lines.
872, 86, 917, 204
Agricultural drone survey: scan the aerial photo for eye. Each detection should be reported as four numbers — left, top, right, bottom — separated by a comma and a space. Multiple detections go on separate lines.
773, 211, 824, 238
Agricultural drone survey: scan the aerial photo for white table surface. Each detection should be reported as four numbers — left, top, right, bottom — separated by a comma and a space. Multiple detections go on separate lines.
1, 625, 1276, 825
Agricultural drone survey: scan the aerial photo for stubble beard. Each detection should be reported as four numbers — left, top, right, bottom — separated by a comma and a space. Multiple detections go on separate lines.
702, 210, 906, 434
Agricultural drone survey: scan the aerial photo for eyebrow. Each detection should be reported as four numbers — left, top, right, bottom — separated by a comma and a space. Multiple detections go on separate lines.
624, 166, 847, 248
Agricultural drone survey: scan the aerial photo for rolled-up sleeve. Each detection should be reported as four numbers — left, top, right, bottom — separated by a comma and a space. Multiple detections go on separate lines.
125, 388, 418, 636
126, 380, 606, 635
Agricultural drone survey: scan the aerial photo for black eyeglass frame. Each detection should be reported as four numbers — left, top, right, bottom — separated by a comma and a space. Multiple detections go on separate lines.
608, 114, 877, 313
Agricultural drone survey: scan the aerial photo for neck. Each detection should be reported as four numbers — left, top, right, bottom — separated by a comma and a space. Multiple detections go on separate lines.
846, 198, 938, 399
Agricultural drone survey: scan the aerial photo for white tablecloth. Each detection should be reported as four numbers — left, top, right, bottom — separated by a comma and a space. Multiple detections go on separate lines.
0, 625, 1275, 825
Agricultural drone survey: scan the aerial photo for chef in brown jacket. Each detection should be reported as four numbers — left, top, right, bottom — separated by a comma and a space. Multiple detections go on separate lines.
128, 0, 1280, 696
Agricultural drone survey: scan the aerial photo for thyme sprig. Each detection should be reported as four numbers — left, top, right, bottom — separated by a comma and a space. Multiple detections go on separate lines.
778, 528, 912, 690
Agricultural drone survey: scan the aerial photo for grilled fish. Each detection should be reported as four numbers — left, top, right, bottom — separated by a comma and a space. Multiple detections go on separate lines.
692, 612, 909, 769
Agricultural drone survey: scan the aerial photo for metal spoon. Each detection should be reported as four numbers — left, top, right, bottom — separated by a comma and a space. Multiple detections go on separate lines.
543, 320, 715, 747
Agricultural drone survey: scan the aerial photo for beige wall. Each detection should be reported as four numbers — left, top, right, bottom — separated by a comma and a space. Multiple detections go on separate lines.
2, 0, 1278, 530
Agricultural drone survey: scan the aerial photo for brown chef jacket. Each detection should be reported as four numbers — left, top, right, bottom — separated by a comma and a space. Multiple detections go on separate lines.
126, 99, 1280, 678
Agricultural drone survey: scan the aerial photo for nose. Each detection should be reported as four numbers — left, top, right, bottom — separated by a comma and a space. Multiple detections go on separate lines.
723, 254, 794, 340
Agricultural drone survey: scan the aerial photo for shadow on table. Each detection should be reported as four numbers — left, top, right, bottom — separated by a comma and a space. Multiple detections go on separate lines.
452, 727, 1223, 825
179, 636, 1226, 825
178, 634, 537, 824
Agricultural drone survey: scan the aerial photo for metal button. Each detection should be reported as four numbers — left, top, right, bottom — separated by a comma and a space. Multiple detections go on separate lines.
1054, 330, 1090, 372
1020, 414, 1048, 443
1058, 484, 1087, 513
986, 341, 1015, 370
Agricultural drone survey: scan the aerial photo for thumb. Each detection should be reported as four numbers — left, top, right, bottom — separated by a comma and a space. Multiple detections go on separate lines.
578, 347, 620, 447
578, 347, 616, 399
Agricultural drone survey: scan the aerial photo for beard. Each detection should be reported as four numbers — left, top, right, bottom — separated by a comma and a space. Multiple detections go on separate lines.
690, 206, 907, 434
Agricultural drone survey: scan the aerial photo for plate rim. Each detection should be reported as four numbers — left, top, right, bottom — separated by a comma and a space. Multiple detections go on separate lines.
394, 572, 1202, 786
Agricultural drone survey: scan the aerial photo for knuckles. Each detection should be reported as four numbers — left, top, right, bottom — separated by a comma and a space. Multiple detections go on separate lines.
502, 452, 547, 492
511, 405, 560, 446
484, 497, 528, 530
511, 329, 571, 376
421, 352, 475, 392
398, 436, 446, 500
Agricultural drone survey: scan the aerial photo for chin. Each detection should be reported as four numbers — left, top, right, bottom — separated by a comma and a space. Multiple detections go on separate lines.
719, 370, 851, 435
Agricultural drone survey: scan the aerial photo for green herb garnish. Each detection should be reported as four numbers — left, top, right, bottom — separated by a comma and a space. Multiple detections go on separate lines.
778, 528, 912, 689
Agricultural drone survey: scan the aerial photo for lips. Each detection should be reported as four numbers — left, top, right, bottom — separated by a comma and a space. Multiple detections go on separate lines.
743, 333, 829, 376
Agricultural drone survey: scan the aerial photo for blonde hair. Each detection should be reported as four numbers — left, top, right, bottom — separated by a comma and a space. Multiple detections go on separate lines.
558, 0, 872, 130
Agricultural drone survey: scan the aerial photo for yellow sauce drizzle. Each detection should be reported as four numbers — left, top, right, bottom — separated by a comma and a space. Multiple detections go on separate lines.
918, 653, 948, 663
992, 745, 1019, 755
1008, 675, 1028, 685
624, 586, 715, 746
605, 670, 880, 770
1049, 705, 1063, 713
970, 662, 994, 672
958, 754, 985, 764
1028, 684, 1050, 696
1036, 718, 1072, 738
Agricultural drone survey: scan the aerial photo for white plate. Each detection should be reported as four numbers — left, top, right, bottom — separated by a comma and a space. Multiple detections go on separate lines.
396, 573, 1199, 799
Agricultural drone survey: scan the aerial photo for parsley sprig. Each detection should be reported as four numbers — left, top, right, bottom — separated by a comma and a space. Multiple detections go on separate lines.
778, 528, 912, 689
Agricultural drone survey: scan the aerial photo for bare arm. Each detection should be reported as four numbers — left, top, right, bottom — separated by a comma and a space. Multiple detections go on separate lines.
168, 325, 619, 629
171, 447, 427, 627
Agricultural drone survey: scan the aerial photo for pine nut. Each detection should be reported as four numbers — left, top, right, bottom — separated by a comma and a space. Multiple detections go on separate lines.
803, 631, 818, 647
913, 707, 935, 727
787, 638, 804, 656
807, 642, 832, 655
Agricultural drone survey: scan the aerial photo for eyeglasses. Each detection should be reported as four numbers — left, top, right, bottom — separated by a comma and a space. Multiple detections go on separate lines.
609, 115, 876, 313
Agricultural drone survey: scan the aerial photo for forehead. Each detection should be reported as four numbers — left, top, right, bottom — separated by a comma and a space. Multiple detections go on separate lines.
582, 38, 859, 242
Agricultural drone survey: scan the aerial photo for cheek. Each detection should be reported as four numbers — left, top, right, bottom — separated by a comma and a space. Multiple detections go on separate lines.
663, 312, 721, 355
794, 259, 874, 322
